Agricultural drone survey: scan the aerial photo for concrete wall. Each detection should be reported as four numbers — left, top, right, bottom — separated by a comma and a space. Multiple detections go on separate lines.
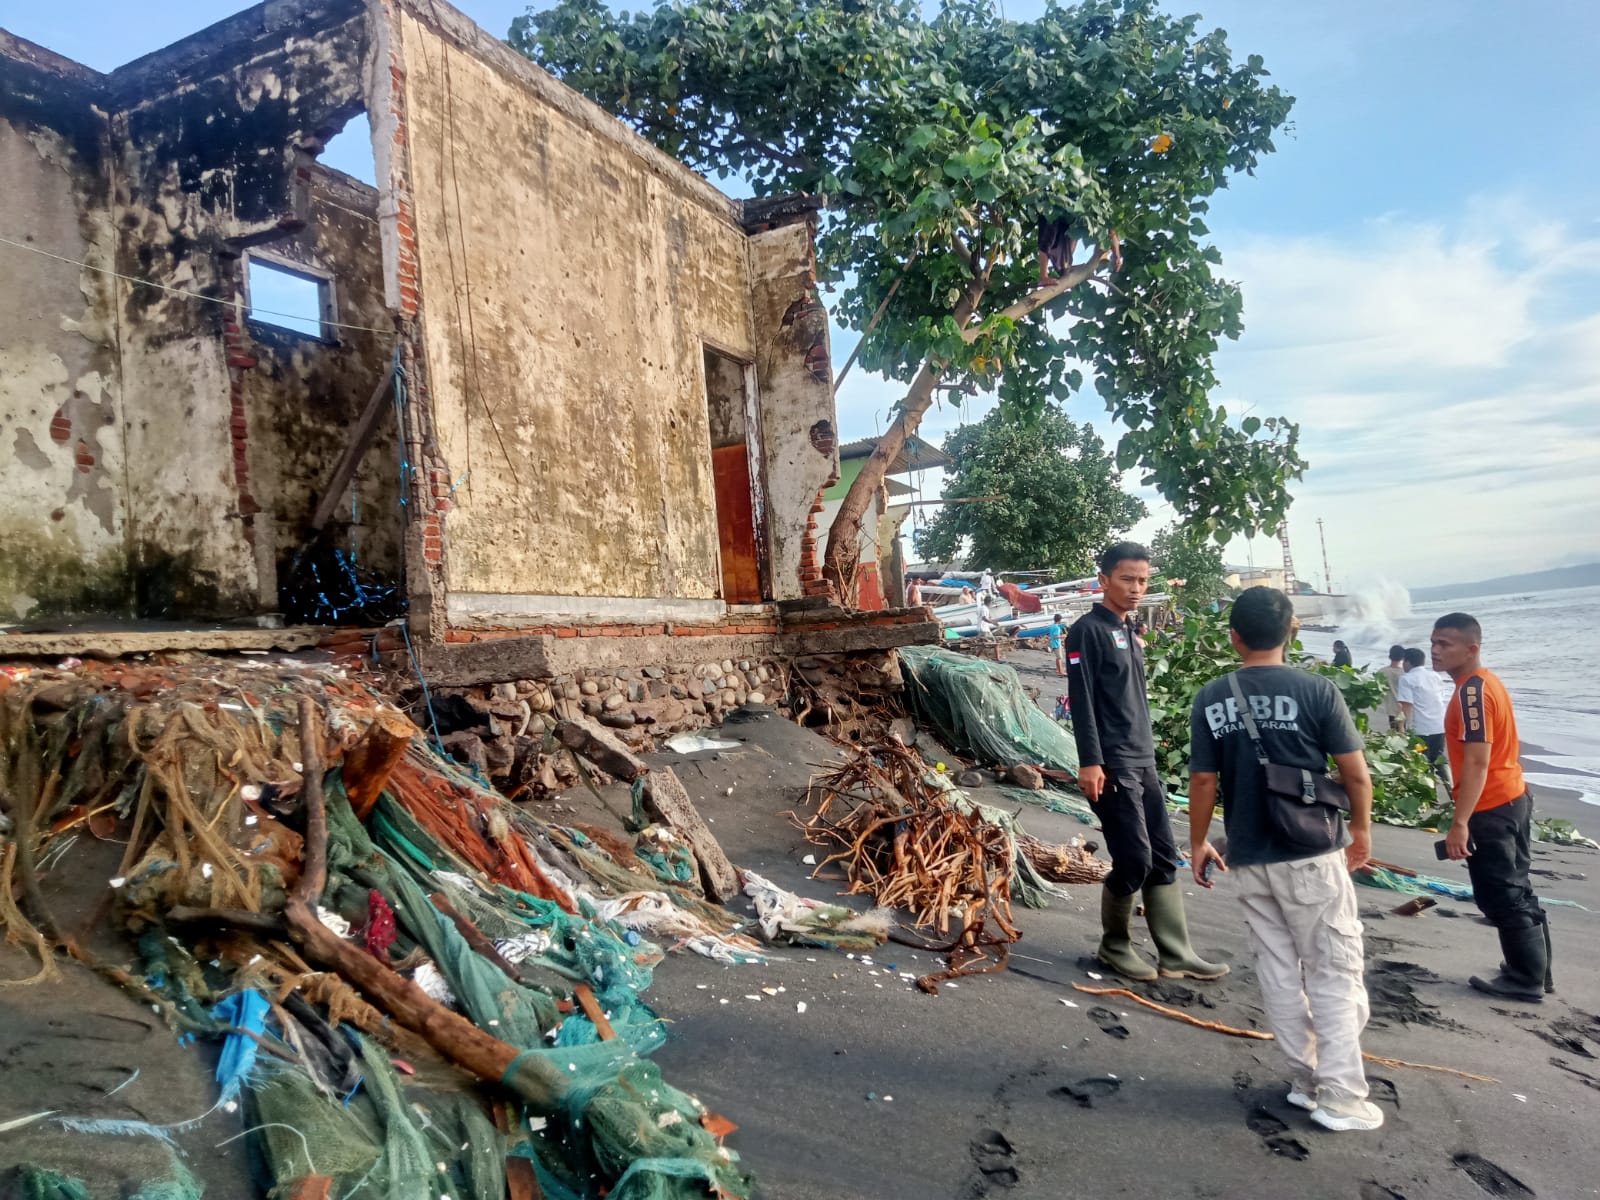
0, 36, 128, 621
747, 222, 839, 600
0, 3, 404, 625
236, 166, 403, 613
393, 6, 753, 618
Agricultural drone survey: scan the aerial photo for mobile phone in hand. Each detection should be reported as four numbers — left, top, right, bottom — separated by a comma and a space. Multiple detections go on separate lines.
1434, 838, 1475, 859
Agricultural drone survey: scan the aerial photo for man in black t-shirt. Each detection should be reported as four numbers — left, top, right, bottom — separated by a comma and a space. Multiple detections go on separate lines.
1067, 542, 1226, 982
1187, 587, 1381, 1133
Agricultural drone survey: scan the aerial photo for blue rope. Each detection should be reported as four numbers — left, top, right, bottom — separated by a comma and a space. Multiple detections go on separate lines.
401, 623, 446, 754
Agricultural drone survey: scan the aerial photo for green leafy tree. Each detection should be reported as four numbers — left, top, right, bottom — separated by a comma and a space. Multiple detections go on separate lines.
1151, 522, 1230, 607
1142, 608, 1445, 827
913, 405, 1144, 576
513, 0, 1304, 601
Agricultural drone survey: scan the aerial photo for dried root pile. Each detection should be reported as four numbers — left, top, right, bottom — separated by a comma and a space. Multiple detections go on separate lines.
796, 739, 1099, 993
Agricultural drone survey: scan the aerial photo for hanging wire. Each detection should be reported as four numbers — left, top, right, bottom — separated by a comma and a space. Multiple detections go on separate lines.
0, 234, 396, 336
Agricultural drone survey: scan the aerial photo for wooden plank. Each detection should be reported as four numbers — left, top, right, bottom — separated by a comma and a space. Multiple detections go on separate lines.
640, 766, 739, 902
573, 983, 617, 1041
308, 368, 395, 535
553, 717, 739, 901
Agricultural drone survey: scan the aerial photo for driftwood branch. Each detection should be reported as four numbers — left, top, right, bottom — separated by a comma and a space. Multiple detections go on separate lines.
343, 713, 415, 821
282, 699, 569, 1111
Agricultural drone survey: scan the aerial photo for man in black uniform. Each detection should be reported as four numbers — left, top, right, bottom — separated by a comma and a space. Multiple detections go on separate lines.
1066, 542, 1227, 981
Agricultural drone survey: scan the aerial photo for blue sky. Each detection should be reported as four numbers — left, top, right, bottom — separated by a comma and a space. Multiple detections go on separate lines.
10, 0, 1600, 589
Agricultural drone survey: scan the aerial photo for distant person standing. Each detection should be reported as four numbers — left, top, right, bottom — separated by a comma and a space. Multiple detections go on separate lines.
1432, 614, 1554, 1003
1048, 612, 1067, 675
905, 577, 923, 609
1067, 542, 1227, 983
1331, 640, 1353, 668
1187, 587, 1381, 1132
1376, 644, 1406, 730
1397, 648, 1451, 783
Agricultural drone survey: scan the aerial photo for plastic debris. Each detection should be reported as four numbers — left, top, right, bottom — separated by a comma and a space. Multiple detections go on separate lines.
664, 733, 741, 754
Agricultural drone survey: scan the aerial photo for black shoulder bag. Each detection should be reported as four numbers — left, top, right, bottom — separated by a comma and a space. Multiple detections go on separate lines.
1226, 672, 1351, 855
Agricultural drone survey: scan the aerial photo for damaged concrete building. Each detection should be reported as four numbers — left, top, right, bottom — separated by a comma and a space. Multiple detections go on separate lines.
0, 0, 935, 780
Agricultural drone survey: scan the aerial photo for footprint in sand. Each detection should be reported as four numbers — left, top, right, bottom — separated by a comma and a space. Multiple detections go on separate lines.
1359, 1184, 1407, 1200
1050, 1076, 1122, 1108
1245, 1107, 1311, 1161
1086, 1006, 1130, 1039
970, 1129, 1019, 1189
1453, 1152, 1535, 1198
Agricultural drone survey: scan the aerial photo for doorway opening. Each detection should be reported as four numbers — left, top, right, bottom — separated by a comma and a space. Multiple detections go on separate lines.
703, 346, 765, 604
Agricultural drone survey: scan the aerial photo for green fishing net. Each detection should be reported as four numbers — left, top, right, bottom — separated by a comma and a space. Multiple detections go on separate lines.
900, 647, 1082, 776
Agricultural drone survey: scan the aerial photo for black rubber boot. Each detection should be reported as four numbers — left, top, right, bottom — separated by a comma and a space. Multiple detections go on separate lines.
1143, 881, 1229, 980
1096, 887, 1157, 982
1469, 923, 1547, 1003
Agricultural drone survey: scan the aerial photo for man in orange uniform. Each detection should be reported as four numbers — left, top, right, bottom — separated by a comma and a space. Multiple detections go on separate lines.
1431, 613, 1554, 1003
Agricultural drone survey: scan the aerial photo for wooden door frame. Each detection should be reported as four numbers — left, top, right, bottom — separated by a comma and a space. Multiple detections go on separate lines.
702, 342, 772, 601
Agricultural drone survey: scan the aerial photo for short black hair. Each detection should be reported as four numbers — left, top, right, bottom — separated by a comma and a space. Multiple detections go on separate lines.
1388, 643, 1406, 661
1229, 586, 1295, 651
1053, 612, 1065, 623
1403, 647, 1426, 669
1333, 639, 1348, 650
1098, 541, 1150, 574
1433, 612, 1483, 643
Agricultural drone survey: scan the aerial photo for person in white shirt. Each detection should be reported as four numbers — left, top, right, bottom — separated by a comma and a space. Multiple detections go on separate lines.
1397, 647, 1451, 782
979, 568, 996, 598
976, 593, 997, 634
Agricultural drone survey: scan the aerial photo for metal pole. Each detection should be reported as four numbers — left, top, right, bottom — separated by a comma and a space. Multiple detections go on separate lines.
1317, 518, 1333, 595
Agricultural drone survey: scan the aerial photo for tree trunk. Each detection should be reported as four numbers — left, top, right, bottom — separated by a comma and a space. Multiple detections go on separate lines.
821, 253, 1109, 606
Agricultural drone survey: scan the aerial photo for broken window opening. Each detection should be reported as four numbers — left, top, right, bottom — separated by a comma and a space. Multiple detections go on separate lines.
318, 109, 377, 187
246, 255, 334, 340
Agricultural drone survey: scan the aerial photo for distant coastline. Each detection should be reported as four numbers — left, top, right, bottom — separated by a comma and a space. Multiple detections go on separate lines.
1409, 562, 1600, 604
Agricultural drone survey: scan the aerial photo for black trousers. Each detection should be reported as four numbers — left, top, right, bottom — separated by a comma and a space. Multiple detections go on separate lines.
1095, 764, 1179, 896
1465, 792, 1543, 932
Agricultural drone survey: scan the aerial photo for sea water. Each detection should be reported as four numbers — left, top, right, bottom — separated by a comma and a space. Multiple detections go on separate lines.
1296, 583, 1600, 805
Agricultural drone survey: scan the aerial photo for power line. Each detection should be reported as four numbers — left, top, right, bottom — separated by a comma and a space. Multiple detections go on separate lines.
0, 233, 397, 336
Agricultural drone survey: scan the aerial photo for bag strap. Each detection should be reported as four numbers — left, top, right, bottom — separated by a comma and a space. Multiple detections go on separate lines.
1226, 671, 1271, 767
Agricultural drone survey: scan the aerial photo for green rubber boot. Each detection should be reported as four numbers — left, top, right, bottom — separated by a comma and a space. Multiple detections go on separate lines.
1143, 882, 1229, 980
1097, 887, 1157, 982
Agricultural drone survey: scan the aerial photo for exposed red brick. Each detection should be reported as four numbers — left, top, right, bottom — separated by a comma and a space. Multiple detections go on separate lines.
49, 412, 73, 443
554, 627, 578, 638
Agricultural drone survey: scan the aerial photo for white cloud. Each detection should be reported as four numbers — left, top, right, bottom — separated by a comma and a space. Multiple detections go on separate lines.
1216, 197, 1600, 587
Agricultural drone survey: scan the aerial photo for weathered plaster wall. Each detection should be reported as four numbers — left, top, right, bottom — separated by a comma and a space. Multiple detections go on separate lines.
237, 165, 404, 608
393, 6, 754, 609
0, 3, 401, 625
0, 36, 129, 622
107, 0, 372, 617
747, 222, 839, 600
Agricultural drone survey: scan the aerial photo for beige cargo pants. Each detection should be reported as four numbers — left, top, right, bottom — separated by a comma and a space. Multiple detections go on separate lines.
1233, 850, 1371, 1102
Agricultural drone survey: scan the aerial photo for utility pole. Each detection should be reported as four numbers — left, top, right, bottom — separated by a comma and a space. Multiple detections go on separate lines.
1277, 519, 1296, 593
1317, 518, 1333, 595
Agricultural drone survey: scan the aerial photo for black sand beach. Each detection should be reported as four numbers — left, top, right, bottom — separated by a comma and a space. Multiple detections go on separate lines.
3, 650, 1596, 1200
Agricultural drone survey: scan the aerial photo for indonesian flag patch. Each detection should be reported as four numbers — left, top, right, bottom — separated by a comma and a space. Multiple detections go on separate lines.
1067, 652, 1082, 668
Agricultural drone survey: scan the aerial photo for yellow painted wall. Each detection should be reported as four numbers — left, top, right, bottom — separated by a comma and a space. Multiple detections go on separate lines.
399, 10, 753, 601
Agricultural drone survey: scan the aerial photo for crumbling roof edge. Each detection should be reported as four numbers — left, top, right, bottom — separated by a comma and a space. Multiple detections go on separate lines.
0, 27, 107, 90
105, 0, 366, 103
740, 193, 827, 233
391, 0, 747, 233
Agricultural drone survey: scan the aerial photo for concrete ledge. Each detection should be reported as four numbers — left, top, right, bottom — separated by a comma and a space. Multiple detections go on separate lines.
395, 618, 941, 686
0, 626, 338, 660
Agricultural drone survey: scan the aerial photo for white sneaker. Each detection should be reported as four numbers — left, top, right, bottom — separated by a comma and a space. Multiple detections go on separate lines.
1285, 1085, 1318, 1112
1310, 1098, 1384, 1132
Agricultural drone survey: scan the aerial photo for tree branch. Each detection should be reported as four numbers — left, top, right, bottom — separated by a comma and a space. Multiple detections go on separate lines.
961, 250, 1110, 343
